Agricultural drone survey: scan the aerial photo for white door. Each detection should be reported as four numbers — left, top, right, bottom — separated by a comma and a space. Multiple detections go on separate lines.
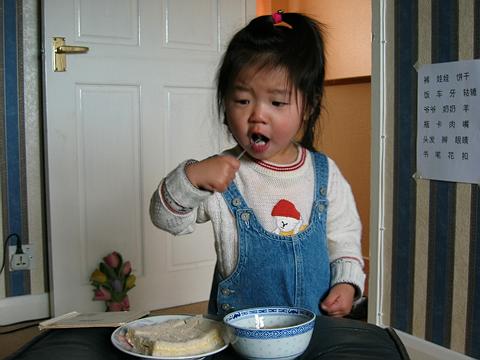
43, 0, 255, 316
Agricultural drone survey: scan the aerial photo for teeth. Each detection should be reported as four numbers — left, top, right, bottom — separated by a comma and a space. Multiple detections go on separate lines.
251, 133, 268, 145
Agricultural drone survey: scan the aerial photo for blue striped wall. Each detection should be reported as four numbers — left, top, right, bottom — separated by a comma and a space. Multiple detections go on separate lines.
466, 186, 480, 356
466, 0, 480, 352
425, 0, 458, 347
391, 0, 418, 334
390, 0, 480, 357
1, 0, 30, 297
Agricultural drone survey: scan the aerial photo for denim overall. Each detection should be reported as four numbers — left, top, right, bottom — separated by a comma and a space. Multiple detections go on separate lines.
208, 152, 330, 317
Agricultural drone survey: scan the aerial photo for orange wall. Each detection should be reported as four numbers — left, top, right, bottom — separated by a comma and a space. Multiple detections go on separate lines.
317, 83, 371, 260
258, 0, 371, 80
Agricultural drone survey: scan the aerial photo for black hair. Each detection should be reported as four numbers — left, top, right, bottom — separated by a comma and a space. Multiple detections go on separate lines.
216, 12, 326, 151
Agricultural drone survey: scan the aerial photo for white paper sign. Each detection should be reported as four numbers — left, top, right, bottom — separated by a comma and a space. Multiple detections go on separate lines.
417, 59, 480, 184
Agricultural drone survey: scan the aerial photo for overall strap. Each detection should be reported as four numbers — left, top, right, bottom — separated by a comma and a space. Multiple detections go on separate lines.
311, 151, 329, 201
222, 180, 249, 214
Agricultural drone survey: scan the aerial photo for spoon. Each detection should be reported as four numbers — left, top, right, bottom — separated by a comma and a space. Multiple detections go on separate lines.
236, 148, 249, 160
236, 139, 260, 160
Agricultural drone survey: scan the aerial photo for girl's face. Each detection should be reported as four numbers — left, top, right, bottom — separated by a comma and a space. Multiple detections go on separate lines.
226, 66, 304, 164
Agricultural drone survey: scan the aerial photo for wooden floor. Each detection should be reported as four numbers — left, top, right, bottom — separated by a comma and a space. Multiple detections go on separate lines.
0, 301, 209, 359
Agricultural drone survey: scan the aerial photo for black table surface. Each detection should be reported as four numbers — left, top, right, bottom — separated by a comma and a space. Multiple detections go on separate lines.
7, 316, 410, 360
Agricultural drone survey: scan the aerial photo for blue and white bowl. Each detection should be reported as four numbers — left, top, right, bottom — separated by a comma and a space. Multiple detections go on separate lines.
223, 307, 315, 360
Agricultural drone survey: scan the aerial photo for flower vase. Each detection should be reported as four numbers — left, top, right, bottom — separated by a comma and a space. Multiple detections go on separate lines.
106, 295, 130, 312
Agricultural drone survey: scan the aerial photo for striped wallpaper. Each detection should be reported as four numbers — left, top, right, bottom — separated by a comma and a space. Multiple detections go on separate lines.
1, 0, 30, 297
1, 0, 45, 302
386, 0, 480, 357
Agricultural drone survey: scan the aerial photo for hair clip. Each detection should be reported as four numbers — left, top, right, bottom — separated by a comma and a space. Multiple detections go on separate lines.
272, 10, 293, 29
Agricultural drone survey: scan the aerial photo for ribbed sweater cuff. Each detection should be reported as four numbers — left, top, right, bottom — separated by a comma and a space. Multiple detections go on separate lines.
330, 258, 366, 300
163, 160, 211, 210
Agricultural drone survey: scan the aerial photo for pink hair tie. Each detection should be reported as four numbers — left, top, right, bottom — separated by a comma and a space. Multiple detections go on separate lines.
272, 10, 293, 29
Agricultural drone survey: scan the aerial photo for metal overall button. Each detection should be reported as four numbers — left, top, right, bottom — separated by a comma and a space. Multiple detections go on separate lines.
232, 198, 242, 207
241, 212, 250, 222
221, 288, 233, 296
320, 187, 327, 196
221, 303, 232, 311
318, 203, 325, 213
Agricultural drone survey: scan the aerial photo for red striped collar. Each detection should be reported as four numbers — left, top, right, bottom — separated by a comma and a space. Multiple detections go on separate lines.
255, 147, 307, 172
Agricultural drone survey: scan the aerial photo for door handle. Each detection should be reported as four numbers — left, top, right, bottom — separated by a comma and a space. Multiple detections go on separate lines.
56, 45, 89, 54
52, 37, 89, 72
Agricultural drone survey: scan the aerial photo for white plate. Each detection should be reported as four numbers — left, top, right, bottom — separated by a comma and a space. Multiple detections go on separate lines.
111, 315, 229, 360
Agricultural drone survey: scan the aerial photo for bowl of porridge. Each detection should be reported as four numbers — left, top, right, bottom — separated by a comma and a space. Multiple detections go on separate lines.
223, 307, 315, 360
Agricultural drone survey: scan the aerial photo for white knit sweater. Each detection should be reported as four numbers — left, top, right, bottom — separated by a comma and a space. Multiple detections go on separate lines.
150, 146, 366, 297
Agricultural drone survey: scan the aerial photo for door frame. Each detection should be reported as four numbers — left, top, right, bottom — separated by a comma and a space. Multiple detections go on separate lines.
369, 0, 387, 327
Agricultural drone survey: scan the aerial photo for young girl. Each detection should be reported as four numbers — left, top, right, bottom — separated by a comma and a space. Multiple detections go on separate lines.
150, 11, 365, 318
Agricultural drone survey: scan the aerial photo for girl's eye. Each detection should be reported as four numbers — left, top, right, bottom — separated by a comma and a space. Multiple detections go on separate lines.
272, 101, 288, 107
235, 99, 250, 105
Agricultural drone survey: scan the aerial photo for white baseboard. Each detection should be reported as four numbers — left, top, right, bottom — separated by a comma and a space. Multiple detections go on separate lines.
0, 293, 50, 325
396, 330, 475, 360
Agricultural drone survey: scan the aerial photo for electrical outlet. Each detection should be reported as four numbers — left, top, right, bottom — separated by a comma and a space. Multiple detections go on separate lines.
9, 244, 35, 271
10, 253, 30, 270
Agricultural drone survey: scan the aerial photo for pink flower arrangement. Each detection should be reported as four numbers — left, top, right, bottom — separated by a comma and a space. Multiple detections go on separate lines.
90, 251, 136, 311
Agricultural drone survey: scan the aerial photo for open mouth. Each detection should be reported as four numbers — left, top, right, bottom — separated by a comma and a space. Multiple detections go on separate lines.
250, 133, 269, 146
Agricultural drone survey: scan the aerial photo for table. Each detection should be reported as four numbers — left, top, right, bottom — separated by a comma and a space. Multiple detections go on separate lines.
6, 316, 410, 360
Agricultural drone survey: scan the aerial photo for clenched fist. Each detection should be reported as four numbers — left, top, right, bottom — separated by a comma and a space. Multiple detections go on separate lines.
320, 283, 356, 317
185, 155, 240, 192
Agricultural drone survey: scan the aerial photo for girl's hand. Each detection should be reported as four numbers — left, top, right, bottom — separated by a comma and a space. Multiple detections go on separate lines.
185, 155, 240, 192
320, 283, 356, 317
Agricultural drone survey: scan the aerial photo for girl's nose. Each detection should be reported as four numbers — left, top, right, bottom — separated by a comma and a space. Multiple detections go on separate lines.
249, 104, 267, 124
